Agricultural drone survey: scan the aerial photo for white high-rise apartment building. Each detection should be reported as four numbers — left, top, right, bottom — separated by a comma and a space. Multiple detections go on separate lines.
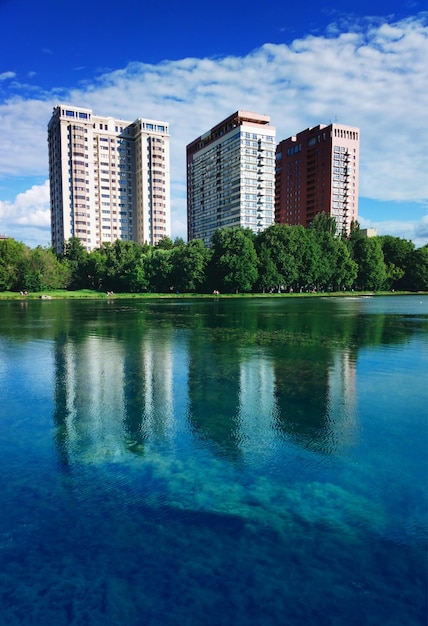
48, 104, 170, 253
186, 111, 276, 246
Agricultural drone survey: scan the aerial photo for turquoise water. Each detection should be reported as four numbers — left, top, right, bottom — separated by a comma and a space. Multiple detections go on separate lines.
0, 295, 427, 625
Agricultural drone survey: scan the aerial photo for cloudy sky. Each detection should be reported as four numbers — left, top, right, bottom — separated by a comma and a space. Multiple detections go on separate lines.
0, 0, 427, 248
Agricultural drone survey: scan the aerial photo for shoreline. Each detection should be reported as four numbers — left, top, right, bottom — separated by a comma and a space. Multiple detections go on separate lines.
0, 290, 426, 301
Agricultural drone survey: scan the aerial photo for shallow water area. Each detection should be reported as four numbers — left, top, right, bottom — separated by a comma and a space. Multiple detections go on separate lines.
0, 295, 427, 625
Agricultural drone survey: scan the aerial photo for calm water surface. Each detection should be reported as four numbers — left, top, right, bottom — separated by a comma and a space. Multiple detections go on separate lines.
0, 295, 427, 625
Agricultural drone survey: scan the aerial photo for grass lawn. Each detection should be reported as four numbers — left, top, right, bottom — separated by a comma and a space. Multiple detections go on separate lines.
0, 289, 422, 300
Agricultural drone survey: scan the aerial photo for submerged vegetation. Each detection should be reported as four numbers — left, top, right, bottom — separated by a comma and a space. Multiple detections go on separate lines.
1, 217, 427, 295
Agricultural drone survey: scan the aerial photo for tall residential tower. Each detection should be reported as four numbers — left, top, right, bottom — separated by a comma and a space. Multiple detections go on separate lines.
275, 123, 359, 236
48, 104, 170, 252
186, 111, 276, 246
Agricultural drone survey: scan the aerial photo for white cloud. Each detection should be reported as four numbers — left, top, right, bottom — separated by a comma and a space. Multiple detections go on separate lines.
0, 15, 427, 246
0, 71, 16, 82
0, 181, 50, 244
359, 213, 428, 248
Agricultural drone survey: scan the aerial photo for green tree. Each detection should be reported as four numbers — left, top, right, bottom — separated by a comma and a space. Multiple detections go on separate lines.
256, 242, 281, 293
332, 238, 358, 290
85, 241, 149, 292
156, 236, 174, 250
349, 220, 362, 238
346, 220, 364, 258
145, 247, 173, 292
379, 235, 415, 290
62, 237, 89, 289
85, 247, 107, 290
298, 229, 323, 289
353, 237, 388, 290
255, 224, 304, 291
127, 257, 149, 292
305, 226, 335, 290
0, 238, 28, 291
406, 245, 428, 291
170, 239, 210, 292
210, 228, 258, 293
22, 246, 71, 291
309, 212, 337, 236
103, 240, 148, 292
173, 237, 186, 247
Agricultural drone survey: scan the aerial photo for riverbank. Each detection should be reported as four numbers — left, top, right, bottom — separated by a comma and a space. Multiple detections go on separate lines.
0, 289, 425, 300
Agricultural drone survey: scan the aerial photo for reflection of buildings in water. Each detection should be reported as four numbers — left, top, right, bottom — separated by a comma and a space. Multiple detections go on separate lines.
53, 327, 357, 465
237, 353, 277, 456
187, 345, 277, 461
237, 347, 358, 455
56, 336, 127, 460
53, 331, 176, 463
139, 330, 175, 439
327, 349, 357, 445
272, 345, 357, 454
185, 341, 359, 459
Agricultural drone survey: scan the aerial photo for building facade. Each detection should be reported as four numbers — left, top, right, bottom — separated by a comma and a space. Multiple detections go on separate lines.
186, 111, 276, 246
48, 104, 170, 253
275, 123, 359, 236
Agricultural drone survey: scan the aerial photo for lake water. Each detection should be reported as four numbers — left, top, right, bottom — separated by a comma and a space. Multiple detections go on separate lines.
0, 295, 427, 625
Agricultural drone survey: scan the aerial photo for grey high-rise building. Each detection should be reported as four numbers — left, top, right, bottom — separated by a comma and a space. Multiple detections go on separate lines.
186, 111, 276, 246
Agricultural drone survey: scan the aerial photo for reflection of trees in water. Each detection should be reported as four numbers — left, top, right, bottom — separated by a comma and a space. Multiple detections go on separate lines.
187, 336, 243, 463
1, 297, 424, 348
272, 346, 331, 444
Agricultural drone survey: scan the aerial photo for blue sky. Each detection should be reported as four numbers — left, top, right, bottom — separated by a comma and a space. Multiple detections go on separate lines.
0, 0, 427, 248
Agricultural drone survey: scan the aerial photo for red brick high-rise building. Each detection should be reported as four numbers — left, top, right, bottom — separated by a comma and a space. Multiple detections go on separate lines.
275, 123, 359, 236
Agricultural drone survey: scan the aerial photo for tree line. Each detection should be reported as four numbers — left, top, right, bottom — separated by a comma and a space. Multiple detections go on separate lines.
1, 216, 427, 294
